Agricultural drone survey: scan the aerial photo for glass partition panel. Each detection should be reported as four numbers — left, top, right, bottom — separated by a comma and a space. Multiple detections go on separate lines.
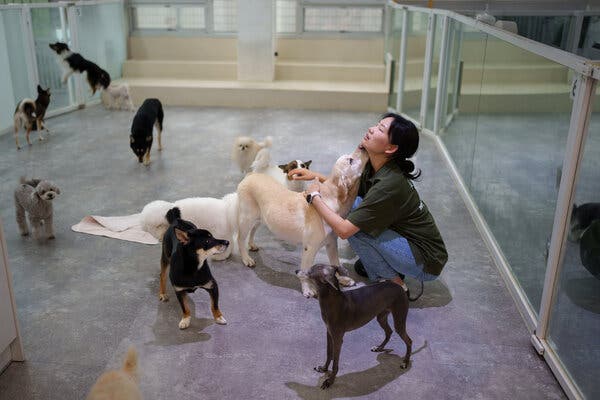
424, 14, 442, 131
439, 27, 487, 189
498, 16, 574, 51
470, 37, 573, 311
30, 6, 74, 111
1, 9, 30, 104
444, 19, 461, 124
546, 93, 600, 399
75, 2, 127, 102
403, 10, 428, 121
386, 6, 402, 110
577, 16, 600, 59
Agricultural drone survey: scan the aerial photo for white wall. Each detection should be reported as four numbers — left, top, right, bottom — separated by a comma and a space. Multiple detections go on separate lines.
0, 16, 16, 134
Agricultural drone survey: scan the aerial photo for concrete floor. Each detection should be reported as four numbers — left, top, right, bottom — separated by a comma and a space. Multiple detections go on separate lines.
0, 105, 565, 399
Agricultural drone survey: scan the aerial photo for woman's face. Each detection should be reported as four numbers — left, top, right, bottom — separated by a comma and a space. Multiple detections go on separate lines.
361, 117, 395, 155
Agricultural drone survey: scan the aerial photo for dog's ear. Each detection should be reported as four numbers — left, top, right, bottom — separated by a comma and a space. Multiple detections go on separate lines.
324, 271, 340, 291
174, 227, 190, 245
54, 187, 61, 195
278, 164, 287, 171
37, 85, 42, 93
146, 135, 152, 142
304, 160, 312, 169
334, 264, 351, 277
334, 174, 351, 203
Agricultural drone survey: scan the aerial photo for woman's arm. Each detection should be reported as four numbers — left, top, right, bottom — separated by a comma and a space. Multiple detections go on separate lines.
288, 169, 327, 183
310, 195, 360, 239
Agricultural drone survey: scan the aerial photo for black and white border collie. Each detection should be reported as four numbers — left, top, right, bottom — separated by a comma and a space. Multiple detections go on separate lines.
49, 42, 111, 95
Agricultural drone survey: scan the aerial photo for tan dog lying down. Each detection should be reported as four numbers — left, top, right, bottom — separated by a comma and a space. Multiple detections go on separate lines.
86, 347, 141, 400
237, 147, 369, 297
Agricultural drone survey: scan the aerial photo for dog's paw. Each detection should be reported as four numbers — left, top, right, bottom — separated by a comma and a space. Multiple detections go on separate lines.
302, 287, 317, 298
337, 275, 355, 287
249, 244, 259, 252
143, 160, 150, 166
178, 316, 191, 330
20, 232, 29, 237
400, 359, 409, 369
16, 146, 21, 151
159, 293, 169, 302
242, 255, 256, 267
320, 374, 335, 389
314, 366, 328, 373
215, 316, 227, 325
48, 235, 55, 240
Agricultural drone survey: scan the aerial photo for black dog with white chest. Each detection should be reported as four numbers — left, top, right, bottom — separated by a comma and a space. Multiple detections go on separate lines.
130, 98, 164, 165
159, 207, 229, 330
48, 42, 110, 95
297, 264, 412, 389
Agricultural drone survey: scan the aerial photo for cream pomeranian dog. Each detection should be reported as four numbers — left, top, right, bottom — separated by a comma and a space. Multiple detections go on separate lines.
86, 347, 141, 400
231, 136, 272, 173
140, 193, 238, 260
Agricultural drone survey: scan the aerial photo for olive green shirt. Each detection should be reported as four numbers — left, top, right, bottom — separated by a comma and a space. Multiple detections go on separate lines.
347, 161, 448, 275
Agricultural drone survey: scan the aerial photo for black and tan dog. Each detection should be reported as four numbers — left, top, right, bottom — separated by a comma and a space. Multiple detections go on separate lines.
159, 207, 228, 330
297, 264, 412, 389
130, 98, 163, 165
13, 85, 51, 150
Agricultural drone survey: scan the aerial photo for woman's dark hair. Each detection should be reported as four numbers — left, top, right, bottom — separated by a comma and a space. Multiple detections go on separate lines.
381, 112, 421, 180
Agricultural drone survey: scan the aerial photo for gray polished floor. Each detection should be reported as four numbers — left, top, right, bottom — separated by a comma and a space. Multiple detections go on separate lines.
0, 105, 565, 399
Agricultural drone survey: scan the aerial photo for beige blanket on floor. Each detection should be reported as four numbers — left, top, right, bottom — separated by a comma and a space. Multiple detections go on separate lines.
71, 213, 158, 245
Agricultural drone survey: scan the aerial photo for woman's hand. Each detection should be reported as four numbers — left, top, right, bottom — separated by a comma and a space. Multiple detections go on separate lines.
288, 168, 316, 181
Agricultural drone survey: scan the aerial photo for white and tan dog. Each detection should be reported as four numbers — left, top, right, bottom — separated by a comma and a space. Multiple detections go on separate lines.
140, 193, 238, 260
231, 136, 272, 173
237, 147, 369, 297
86, 347, 141, 400
250, 147, 312, 192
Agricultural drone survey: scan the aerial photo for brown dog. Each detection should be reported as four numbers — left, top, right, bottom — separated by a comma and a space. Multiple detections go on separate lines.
297, 264, 412, 389
86, 347, 141, 400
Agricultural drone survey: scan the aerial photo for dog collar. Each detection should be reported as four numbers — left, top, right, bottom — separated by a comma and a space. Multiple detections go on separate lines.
306, 191, 321, 204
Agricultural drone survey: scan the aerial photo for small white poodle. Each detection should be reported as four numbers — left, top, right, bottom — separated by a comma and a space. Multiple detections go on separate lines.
101, 83, 135, 111
140, 193, 238, 260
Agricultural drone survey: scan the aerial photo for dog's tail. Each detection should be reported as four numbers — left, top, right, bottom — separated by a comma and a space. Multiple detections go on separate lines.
165, 207, 181, 225
258, 136, 272, 149
19, 176, 41, 187
408, 280, 425, 302
250, 147, 272, 173
121, 346, 138, 381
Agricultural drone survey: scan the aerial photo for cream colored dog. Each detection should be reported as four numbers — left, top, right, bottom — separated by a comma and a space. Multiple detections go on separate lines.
231, 136, 272, 173
237, 147, 368, 298
86, 347, 141, 400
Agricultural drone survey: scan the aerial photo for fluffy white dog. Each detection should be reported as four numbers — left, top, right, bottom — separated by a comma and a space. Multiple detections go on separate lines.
231, 136, 272, 173
250, 147, 312, 192
101, 83, 135, 111
140, 193, 238, 260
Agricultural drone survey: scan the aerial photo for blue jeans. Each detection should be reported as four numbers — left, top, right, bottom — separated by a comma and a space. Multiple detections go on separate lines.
347, 197, 438, 282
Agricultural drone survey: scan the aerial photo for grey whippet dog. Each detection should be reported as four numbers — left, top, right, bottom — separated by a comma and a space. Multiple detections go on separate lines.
297, 264, 412, 389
